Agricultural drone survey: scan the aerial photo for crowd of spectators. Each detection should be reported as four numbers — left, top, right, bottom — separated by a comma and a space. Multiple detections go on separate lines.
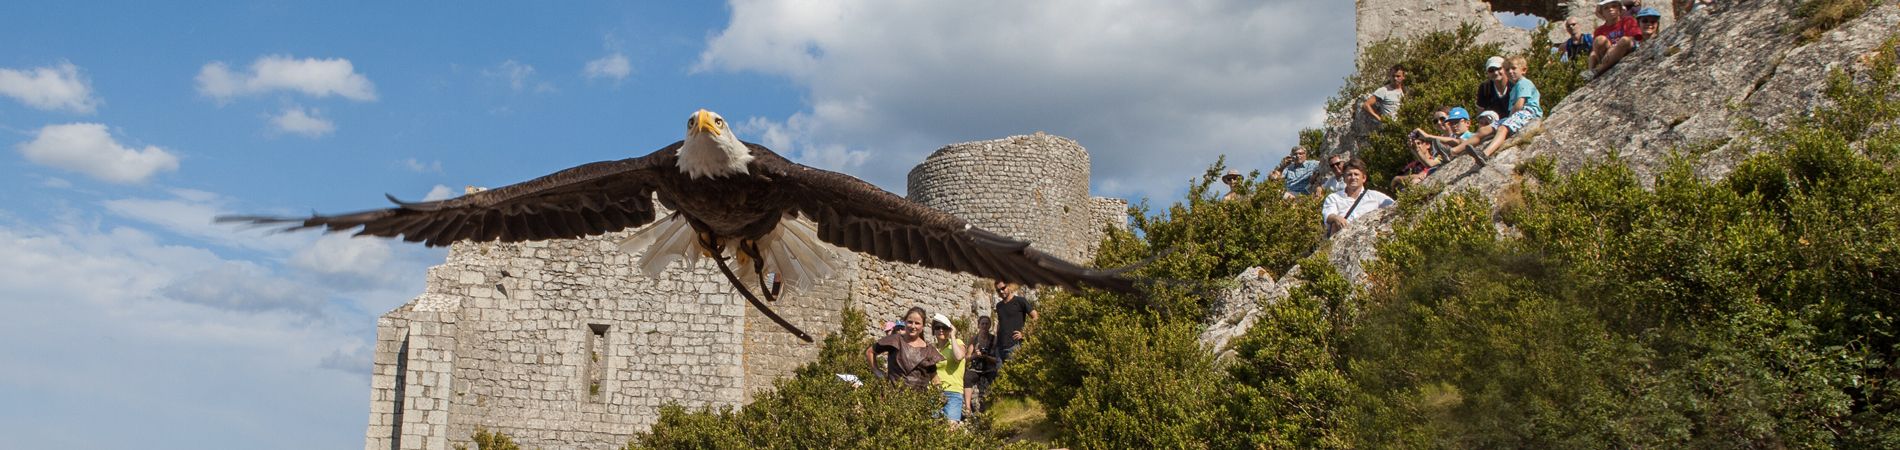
862, 281, 1034, 425
1216, 0, 1681, 237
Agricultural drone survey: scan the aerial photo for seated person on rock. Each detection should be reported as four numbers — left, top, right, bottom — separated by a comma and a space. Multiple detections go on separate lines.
1314, 155, 1348, 196
1553, 18, 1594, 63
1475, 56, 1512, 119
1393, 133, 1443, 191
1584, 0, 1642, 81
1322, 159, 1396, 237
1415, 106, 1475, 161
1635, 7, 1663, 41
1454, 56, 1543, 162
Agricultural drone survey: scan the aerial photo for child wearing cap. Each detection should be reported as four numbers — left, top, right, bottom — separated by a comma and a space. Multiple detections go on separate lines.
1584, 0, 1642, 80
1415, 106, 1475, 161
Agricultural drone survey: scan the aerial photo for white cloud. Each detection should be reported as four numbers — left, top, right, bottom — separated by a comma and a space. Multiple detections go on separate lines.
270, 106, 336, 137
583, 53, 632, 82
0, 61, 101, 113
0, 218, 417, 449
401, 158, 443, 173
16, 123, 180, 184
486, 60, 555, 93
196, 55, 378, 102
697, 0, 1356, 199
422, 184, 457, 201
290, 233, 396, 287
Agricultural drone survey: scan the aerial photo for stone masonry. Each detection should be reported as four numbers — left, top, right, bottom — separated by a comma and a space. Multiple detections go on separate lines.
364, 133, 1128, 450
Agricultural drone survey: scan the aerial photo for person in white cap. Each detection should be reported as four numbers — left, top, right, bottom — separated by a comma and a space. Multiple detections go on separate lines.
1476, 56, 1512, 118
930, 313, 969, 423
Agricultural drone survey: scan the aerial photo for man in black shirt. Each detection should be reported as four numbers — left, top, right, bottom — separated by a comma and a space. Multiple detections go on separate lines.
991, 281, 1038, 366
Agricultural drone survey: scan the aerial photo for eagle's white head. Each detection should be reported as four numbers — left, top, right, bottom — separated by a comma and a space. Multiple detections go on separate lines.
679, 109, 753, 179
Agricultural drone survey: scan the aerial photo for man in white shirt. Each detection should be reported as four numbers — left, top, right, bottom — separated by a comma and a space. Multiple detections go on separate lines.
1322, 159, 1396, 237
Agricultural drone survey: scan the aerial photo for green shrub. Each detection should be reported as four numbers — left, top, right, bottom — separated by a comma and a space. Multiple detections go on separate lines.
457, 428, 521, 450
627, 309, 1024, 450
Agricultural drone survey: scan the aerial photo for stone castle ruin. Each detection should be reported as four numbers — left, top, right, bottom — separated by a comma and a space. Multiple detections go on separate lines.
364, 133, 1129, 450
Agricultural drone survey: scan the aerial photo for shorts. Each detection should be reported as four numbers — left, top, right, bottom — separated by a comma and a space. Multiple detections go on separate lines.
1499, 109, 1540, 133
940, 391, 965, 422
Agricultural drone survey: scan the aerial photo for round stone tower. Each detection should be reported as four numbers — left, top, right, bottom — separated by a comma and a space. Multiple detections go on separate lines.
905, 132, 1098, 262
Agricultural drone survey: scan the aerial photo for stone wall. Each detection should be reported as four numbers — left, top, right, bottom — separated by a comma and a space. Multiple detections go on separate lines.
365, 133, 1128, 450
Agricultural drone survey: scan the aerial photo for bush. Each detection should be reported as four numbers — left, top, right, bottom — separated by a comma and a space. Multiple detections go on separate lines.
627, 309, 1024, 449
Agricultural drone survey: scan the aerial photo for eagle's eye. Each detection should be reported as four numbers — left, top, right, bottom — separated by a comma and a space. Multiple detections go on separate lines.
714, 118, 725, 126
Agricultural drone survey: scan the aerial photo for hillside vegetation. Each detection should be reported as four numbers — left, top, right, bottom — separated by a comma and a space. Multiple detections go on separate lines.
620, 23, 1900, 450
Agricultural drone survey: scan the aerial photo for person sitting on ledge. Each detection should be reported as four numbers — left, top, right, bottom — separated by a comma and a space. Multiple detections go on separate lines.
1322, 159, 1395, 237
1221, 169, 1244, 201
1393, 134, 1443, 191
1476, 56, 1512, 118
1583, 0, 1643, 81
1452, 56, 1543, 163
1635, 7, 1663, 41
1269, 145, 1320, 198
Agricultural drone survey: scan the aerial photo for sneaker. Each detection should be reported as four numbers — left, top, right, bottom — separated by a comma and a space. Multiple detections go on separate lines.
1579, 69, 1596, 81
1469, 147, 1489, 167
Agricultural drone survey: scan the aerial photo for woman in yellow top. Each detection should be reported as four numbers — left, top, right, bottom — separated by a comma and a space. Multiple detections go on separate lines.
930, 313, 969, 423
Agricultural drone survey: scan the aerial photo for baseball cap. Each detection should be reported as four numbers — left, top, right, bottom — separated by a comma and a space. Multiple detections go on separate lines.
1477, 111, 1500, 123
1484, 56, 1506, 70
1635, 7, 1661, 18
1446, 107, 1470, 121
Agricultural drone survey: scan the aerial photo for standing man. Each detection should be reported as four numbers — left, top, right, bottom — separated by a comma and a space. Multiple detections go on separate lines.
1268, 145, 1320, 198
1360, 64, 1407, 127
991, 281, 1038, 366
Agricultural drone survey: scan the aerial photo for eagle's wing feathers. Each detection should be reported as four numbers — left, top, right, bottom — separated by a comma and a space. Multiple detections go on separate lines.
760, 148, 1135, 292
218, 143, 682, 247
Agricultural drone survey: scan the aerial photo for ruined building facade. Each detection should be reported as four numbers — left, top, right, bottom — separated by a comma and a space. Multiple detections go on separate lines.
364, 133, 1128, 450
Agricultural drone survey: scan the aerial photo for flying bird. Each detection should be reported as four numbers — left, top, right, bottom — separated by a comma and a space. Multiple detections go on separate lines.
220, 110, 1141, 342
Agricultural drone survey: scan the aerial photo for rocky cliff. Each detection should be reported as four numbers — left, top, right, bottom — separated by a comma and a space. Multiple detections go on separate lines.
1208, 0, 1900, 352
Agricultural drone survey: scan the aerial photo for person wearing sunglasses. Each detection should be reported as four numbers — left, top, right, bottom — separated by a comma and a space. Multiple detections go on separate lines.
1476, 56, 1511, 119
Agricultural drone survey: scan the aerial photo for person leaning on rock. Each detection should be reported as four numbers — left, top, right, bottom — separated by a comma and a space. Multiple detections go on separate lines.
1321, 159, 1395, 238
1635, 7, 1663, 40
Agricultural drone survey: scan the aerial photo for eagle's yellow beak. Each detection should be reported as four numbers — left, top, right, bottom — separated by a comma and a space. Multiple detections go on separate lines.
694, 109, 722, 137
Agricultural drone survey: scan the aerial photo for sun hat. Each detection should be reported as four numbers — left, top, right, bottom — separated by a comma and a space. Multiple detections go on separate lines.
1484, 56, 1506, 70
1597, 0, 1620, 6
1447, 107, 1471, 121
1635, 7, 1661, 18
931, 313, 954, 329
1222, 169, 1242, 181
1477, 110, 1500, 123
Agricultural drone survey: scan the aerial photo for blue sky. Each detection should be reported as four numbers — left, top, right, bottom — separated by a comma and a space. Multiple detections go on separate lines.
0, 2, 1353, 449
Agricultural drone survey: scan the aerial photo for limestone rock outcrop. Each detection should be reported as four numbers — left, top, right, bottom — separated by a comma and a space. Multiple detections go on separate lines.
1205, 0, 1900, 354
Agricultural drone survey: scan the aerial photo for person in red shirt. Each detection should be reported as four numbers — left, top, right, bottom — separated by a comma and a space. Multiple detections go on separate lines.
1584, 0, 1642, 80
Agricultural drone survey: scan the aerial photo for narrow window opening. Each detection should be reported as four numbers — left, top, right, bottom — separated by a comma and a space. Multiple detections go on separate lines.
389, 336, 410, 450
586, 324, 609, 402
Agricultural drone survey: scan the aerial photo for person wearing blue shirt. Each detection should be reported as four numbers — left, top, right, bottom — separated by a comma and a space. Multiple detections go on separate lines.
1269, 145, 1321, 197
1478, 55, 1542, 159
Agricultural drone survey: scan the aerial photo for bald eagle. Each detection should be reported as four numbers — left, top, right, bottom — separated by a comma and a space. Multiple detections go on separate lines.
221, 110, 1141, 342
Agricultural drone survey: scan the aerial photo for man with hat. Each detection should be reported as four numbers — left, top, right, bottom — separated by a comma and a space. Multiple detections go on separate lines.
1584, 0, 1642, 81
1476, 56, 1512, 118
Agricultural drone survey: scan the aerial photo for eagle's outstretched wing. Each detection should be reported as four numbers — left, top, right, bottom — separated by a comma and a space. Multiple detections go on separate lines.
217, 143, 682, 247
757, 145, 1138, 292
